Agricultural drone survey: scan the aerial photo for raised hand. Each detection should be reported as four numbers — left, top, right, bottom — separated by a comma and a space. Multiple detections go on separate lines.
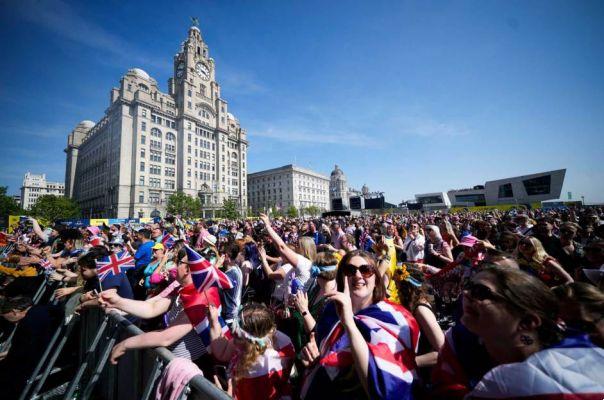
294, 290, 309, 313
300, 332, 320, 367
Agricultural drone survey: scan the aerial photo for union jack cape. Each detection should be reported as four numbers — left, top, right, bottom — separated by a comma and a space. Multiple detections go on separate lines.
96, 251, 135, 282
301, 299, 420, 400
180, 245, 233, 346
466, 334, 604, 400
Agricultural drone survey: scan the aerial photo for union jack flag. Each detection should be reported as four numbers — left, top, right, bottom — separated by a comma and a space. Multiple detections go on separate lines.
185, 245, 233, 291
301, 300, 419, 400
161, 231, 175, 249
96, 251, 135, 281
180, 246, 233, 346
39, 258, 53, 270
180, 283, 231, 346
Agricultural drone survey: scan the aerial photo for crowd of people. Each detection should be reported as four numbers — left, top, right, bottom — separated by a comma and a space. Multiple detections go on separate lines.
1, 206, 603, 399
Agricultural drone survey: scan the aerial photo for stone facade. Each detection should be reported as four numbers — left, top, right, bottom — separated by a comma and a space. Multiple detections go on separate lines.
65, 24, 248, 218
329, 164, 349, 210
20, 172, 65, 210
247, 165, 330, 214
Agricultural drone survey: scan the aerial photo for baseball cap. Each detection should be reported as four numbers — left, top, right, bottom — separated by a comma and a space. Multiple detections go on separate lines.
152, 242, 165, 251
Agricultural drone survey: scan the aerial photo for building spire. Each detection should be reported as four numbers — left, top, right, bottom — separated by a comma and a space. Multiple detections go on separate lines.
190, 16, 200, 28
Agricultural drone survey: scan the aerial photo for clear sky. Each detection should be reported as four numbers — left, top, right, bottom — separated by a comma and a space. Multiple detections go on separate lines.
1, 0, 603, 204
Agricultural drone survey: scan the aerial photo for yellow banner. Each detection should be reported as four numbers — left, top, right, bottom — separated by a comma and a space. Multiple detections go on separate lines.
90, 218, 109, 226
8, 215, 20, 233
450, 204, 528, 213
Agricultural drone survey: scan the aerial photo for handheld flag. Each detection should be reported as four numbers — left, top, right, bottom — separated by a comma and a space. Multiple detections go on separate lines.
96, 251, 135, 281
161, 231, 175, 249
39, 258, 53, 270
179, 283, 231, 346
184, 245, 233, 291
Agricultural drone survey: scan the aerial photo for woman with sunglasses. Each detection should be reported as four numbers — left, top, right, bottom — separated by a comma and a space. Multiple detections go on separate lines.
300, 250, 419, 400
515, 236, 573, 286
140, 243, 174, 296
461, 266, 604, 399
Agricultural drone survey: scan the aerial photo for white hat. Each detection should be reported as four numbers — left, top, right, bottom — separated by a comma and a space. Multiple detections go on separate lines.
204, 234, 217, 247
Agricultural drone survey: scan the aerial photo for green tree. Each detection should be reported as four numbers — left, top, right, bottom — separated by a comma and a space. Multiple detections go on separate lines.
30, 195, 80, 222
305, 205, 320, 217
220, 199, 240, 220
286, 205, 298, 218
0, 186, 20, 220
166, 191, 201, 218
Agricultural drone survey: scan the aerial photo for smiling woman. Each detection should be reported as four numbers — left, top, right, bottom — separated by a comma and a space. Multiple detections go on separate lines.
460, 266, 604, 399
300, 250, 420, 400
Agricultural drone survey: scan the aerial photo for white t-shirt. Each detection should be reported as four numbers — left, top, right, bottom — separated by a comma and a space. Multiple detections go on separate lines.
296, 254, 313, 291
272, 263, 295, 302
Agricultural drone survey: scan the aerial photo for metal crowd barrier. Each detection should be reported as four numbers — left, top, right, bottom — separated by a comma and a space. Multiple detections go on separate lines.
19, 305, 232, 400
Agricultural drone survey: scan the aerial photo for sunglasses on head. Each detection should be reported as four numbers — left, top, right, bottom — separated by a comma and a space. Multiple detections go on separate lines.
342, 263, 375, 278
463, 281, 508, 302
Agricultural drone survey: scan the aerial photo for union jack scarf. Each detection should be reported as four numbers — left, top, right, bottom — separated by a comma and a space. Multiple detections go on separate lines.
301, 300, 419, 400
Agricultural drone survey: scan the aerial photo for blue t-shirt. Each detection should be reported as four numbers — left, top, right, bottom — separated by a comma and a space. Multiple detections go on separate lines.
134, 241, 154, 270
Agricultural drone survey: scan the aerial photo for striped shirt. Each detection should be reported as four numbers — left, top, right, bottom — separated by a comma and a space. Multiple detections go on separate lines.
159, 281, 207, 360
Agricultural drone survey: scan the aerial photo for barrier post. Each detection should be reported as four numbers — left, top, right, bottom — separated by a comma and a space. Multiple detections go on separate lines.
80, 321, 120, 400
62, 315, 110, 400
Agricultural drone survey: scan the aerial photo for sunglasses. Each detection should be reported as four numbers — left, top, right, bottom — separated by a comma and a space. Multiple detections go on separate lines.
463, 281, 508, 302
519, 241, 533, 247
342, 263, 375, 278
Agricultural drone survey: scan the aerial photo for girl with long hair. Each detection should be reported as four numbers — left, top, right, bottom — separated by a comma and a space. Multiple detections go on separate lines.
515, 236, 573, 286
208, 303, 295, 400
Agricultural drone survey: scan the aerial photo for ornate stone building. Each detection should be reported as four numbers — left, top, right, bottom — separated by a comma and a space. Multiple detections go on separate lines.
65, 23, 248, 218
329, 165, 349, 210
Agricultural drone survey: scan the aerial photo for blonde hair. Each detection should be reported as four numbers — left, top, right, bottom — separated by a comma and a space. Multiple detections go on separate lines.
298, 236, 317, 262
516, 236, 549, 264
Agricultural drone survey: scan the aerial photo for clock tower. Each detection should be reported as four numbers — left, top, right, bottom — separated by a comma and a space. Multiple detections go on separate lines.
173, 25, 216, 119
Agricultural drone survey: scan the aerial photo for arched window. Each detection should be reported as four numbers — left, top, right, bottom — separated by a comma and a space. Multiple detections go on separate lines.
138, 83, 149, 92
232, 151, 238, 160
166, 132, 176, 141
151, 127, 162, 139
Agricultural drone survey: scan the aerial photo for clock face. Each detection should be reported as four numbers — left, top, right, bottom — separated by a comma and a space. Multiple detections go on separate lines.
176, 62, 185, 79
195, 62, 210, 80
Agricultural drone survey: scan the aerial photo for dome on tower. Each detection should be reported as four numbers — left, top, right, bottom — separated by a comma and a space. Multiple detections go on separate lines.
126, 68, 151, 80
78, 120, 95, 129
330, 165, 345, 178
362, 184, 369, 195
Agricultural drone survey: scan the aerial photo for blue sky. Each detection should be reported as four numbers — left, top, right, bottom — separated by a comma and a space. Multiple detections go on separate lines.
1, 0, 603, 204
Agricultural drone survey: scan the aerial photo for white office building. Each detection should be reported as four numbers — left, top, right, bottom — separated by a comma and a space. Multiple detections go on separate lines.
20, 172, 65, 210
247, 165, 330, 214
